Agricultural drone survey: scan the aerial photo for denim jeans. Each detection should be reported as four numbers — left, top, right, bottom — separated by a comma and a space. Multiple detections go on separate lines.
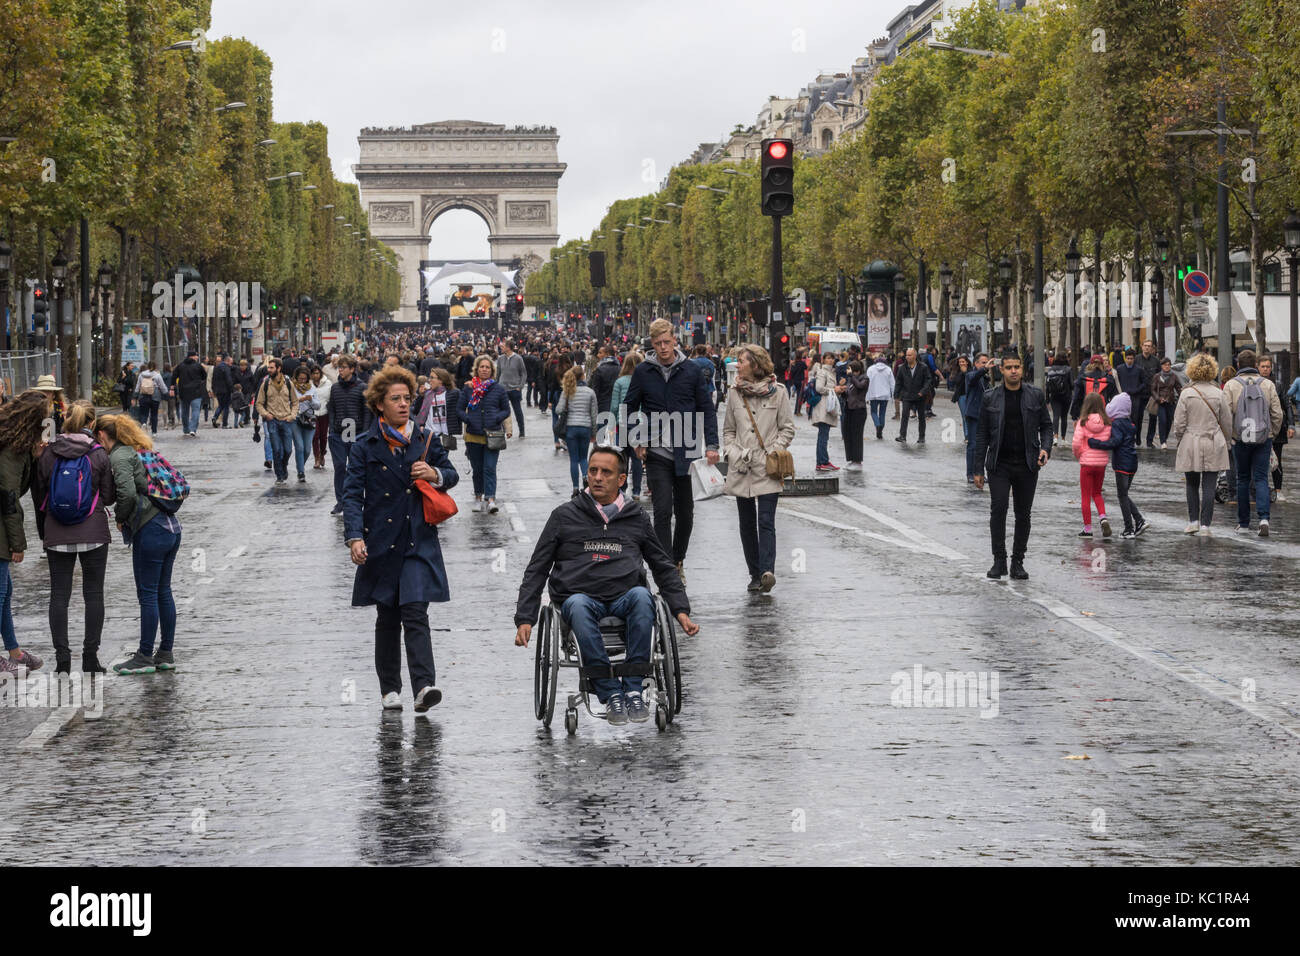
184, 397, 202, 434
965, 418, 980, 479
561, 586, 653, 702
507, 388, 525, 437
465, 440, 499, 498
293, 422, 313, 477
565, 426, 591, 489
132, 514, 180, 656
329, 434, 353, 507
137, 397, 159, 434
735, 493, 778, 578
549, 389, 562, 432
266, 419, 293, 480
869, 399, 888, 434
629, 454, 643, 496
214, 392, 231, 427
815, 422, 831, 465
1235, 441, 1272, 525
1157, 403, 1175, 444
0, 559, 16, 651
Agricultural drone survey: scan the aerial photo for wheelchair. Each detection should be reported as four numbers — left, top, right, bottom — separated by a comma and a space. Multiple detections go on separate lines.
533, 590, 682, 734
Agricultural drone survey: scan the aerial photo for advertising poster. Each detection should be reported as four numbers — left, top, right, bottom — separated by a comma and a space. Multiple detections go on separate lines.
122, 323, 149, 364
954, 317, 986, 358
866, 292, 891, 351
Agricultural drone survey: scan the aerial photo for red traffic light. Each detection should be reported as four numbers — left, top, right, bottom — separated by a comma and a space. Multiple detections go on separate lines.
767, 141, 789, 160
779, 334, 789, 344
706, 314, 713, 323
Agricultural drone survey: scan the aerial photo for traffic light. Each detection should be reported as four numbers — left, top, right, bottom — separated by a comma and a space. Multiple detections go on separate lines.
513, 293, 524, 314
761, 138, 794, 217
773, 332, 790, 372
31, 283, 48, 317
748, 298, 768, 328
706, 314, 713, 324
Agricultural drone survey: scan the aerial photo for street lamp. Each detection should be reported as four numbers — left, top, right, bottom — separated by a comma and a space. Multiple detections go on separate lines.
0, 237, 11, 350
822, 282, 833, 326
214, 101, 246, 114
1284, 209, 1300, 379
1065, 238, 1081, 369
51, 247, 68, 355
267, 170, 303, 182
939, 262, 952, 353
893, 271, 906, 353
1154, 232, 1169, 356
997, 256, 1013, 351
256, 139, 277, 147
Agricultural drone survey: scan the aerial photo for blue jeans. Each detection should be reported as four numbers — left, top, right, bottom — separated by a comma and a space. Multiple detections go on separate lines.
815, 422, 831, 466
965, 417, 979, 478
630, 453, 643, 496
136, 397, 159, 434
329, 434, 353, 507
958, 394, 970, 439
293, 422, 313, 477
507, 388, 525, 437
0, 560, 16, 652
132, 514, 181, 656
184, 397, 202, 434
869, 399, 887, 433
561, 586, 654, 702
1235, 442, 1272, 525
549, 389, 562, 432
215, 392, 231, 427
465, 440, 499, 498
266, 419, 293, 480
565, 426, 591, 489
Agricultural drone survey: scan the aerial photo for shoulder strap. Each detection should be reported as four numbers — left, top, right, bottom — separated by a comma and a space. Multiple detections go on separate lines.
741, 396, 768, 454
1191, 384, 1231, 444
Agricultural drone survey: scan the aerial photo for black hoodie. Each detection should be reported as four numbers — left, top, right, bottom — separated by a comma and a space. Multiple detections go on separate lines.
515, 492, 689, 627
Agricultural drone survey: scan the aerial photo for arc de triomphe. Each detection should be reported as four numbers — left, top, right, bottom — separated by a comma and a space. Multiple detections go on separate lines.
355, 120, 565, 324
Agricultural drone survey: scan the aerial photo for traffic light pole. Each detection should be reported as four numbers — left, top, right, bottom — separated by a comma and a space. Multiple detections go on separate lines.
771, 214, 784, 357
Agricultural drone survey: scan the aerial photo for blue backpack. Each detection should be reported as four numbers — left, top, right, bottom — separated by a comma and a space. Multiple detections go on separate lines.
46, 446, 101, 525
803, 380, 822, 408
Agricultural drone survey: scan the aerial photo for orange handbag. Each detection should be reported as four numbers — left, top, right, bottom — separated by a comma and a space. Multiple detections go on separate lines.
416, 428, 458, 525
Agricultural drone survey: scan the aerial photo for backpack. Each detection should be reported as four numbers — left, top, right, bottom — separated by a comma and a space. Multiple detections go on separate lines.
803, 380, 822, 408
1084, 374, 1105, 396
139, 374, 156, 396
137, 450, 190, 515
1233, 375, 1272, 444
45, 448, 100, 525
1046, 367, 1070, 398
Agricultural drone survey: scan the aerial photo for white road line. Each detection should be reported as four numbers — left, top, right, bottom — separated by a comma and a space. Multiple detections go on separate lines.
225, 546, 247, 559
782, 508, 942, 557
19, 707, 82, 749
833, 494, 967, 561
504, 502, 528, 540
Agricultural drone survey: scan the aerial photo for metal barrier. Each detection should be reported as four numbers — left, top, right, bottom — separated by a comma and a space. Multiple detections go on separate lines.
0, 350, 63, 397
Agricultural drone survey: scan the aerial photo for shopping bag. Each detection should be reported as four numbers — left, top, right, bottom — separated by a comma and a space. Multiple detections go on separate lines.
690, 457, 726, 501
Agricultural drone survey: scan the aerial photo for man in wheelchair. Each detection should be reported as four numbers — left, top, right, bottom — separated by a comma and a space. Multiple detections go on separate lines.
515, 445, 699, 724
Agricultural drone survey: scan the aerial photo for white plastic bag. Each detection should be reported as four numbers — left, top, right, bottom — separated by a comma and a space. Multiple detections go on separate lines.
690, 457, 726, 501
823, 388, 840, 417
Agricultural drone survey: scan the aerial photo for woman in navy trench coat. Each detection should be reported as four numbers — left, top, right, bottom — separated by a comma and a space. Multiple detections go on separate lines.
344, 365, 459, 713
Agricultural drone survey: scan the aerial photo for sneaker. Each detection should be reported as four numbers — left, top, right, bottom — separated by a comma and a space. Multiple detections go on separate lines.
1078, 528, 1093, 538
264, 460, 272, 469
1198, 525, 1213, 536
82, 654, 106, 674
895, 436, 905, 443
1009, 559, 1029, 580
297, 473, 306, 483
1184, 521, 1200, 534
276, 477, 286, 484
816, 464, 833, 471
413, 686, 442, 712
676, 562, 686, 587
1277, 491, 1288, 502
0, 656, 24, 676
381, 691, 402, 711
474, 499, 485, 513
1121, 529, 1136, 539
1236, 525, 1252, 534
330, 504, 344, 516
916, 438, 925, 445
153, 649, 175, 671
604, 693, 628, 725
113, 652, 155, 675
986, 559, 1007, 579
1259, 520, 1270, 537
825, 463, 841, 470
487, 499, 499, 514
1099, 517, 1112, 538
747, 577, 762, 592
571, 488, 580, 498
1134, 519, 1149, 537
1160, 442, 1168, 450
624, 691, 649, 723
760, 571, 775, 593
11, 648, 42, 671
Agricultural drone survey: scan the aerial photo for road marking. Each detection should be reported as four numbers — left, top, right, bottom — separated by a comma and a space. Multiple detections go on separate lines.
19, 707, 82, 749
832, 494, 967, 560
225, 546, 247, 559
968, 571, 1300, 740
504, 502, 528, 541
782, 508, 943, 557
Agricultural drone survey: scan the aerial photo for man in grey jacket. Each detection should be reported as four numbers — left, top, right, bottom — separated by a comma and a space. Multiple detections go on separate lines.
497, 339, 528, 439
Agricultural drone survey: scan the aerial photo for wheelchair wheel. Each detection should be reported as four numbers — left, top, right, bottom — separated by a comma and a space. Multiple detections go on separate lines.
655, 597, 683, 717
534, 610, 558, 725
655, 706, 667, 732
564, 708, 578, 735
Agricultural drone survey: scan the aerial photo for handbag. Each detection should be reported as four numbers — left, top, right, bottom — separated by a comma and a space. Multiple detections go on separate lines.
1145, 396, 1158, 416
742, 396, 794, 481
441, 433, 457, 451
485, 428, 507, 451
416, 428, 458, 525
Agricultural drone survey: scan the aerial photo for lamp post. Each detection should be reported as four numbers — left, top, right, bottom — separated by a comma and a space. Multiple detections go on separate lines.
892, 271, 905, 354
51, 247, 68, 363
1155, 232, 1169, 357
98, 259, 114, 378
939, 262, 952, 355
822, 282, 832, 328
1285, 209, 1300, 382
1065, 238, 1081, 370
0, 237, 10, 351
855, 276, 866, 339
998, 255, 1012, 353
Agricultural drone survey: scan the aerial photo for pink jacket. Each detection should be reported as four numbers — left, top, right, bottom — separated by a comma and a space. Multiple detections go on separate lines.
1072, 413, 1111, 467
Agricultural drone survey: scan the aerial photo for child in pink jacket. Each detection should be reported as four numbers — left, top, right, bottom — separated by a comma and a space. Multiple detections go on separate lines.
1072, 392, 1112, 537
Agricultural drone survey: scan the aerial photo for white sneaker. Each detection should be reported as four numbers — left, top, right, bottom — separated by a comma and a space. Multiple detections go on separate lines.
487, 498, 499, 514
1160, 442, 1167, 450
381, 692, 402, 711
1276, 491, 1287, 502
1184, 522, 1199, 534
1198, 525, 1213, 537
1259, 520, 1270, 537
474, 499, 486, 513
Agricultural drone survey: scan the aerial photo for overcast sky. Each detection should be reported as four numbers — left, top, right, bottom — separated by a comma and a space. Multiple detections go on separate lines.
211, 0, 900, 282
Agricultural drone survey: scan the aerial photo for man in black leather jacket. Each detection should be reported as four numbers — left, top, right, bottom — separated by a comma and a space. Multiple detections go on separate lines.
972, 355, 1055, 581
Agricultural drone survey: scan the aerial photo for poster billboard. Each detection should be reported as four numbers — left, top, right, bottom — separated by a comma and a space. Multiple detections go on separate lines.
866, 293, 891, 350
122, 323, 149, 364
954, 316, 986, 358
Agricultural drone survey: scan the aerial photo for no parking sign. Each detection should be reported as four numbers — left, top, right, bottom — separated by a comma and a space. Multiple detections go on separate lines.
1183, 270, 1210, 298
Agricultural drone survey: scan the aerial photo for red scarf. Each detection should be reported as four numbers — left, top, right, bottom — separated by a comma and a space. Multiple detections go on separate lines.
469, 376, 494, 408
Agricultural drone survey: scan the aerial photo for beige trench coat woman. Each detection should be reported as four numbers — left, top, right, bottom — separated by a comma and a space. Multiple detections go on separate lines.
807, 362, 840, 427
1172, 381, 1233, 473
723, 378, 796, 497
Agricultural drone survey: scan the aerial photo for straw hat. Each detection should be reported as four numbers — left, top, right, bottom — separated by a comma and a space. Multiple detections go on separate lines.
33, 375, 62, 392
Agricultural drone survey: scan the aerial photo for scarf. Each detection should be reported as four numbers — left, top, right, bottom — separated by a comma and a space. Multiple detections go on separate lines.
734, 374, 777, 399
380, 418, 412, 455
469, 376, 494, 408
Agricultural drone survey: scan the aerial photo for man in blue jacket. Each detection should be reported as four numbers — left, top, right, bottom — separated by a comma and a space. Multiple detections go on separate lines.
963, 353, 990, 483
623, 319, 719, 585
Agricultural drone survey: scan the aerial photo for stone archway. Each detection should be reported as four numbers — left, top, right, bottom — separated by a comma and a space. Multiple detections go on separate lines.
356, 120, 565, 323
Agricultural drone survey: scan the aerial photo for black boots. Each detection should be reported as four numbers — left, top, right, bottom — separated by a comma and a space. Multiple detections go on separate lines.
987, 559, 1008, 579
1010, 559, 1029, 580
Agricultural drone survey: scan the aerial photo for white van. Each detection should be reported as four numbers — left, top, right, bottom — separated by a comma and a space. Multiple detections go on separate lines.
808, 330, 864, 357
